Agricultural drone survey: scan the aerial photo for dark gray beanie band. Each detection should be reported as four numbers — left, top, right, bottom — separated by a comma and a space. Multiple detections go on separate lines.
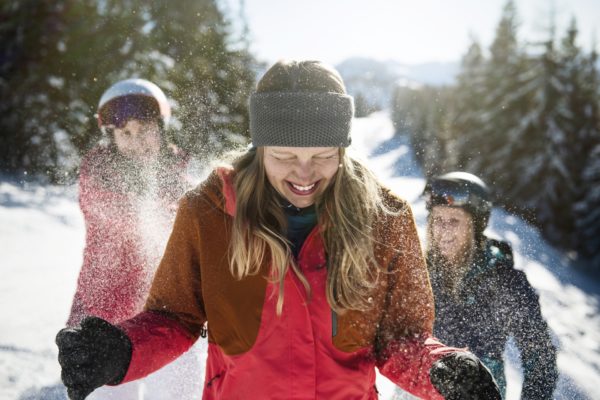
249, 92, 354, 147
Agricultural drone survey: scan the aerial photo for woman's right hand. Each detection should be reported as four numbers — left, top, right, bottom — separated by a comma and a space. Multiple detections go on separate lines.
429, 351, 501, 400
55, 316, 132, 400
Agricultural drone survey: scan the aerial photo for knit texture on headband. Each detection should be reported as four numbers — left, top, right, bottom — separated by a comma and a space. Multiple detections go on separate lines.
249, 92, 354, 147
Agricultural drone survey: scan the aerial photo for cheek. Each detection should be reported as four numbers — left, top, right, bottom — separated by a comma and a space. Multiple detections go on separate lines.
457, 228, 473, 247
430, 224, 445, 241
146, 132, 161, 147
320, 163, 339, 182
264, 170, 278, 190
264, 162, 286, 186
431, 229, 441, 243
114, 136, 130, 153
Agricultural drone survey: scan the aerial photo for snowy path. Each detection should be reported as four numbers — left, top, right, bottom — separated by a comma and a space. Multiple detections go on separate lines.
1, 111, 599, 399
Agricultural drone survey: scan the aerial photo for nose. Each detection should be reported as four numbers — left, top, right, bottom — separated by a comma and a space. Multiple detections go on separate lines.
438, 221, 452, 231
143, 132, 156, 145
125, 125, 143, 139
293, 159, 315, 182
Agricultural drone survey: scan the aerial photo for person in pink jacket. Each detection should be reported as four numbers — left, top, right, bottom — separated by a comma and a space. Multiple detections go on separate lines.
57, 63, 500, 400
68, 78, 188, 326
66, 79, 202, 399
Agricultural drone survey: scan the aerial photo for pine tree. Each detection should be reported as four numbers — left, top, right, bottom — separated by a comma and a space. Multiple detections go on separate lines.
470, 0, 533, 209
452, 38, 487, 171
574, 45, 600, 269
391, 85, 427, 166
0, 0, 154, 179
391, 85, 449, 177
526, 19, 600, 249
0, 0, 78, 178
140, 1, 256, 157
514, 26, 571, 238
54, 0, 153, 155
539, 18, 594, 248
0, 0, 256, 180
575, 142, 600, 272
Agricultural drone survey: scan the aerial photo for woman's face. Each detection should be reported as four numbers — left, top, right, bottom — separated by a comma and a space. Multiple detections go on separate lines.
263, 146, 340, 208
112, 119, 161, 161
428, 206, 475, 265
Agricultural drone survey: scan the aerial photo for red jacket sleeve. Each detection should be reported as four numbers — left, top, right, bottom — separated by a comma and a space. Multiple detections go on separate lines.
374, 197, 463, 399
118, 311, 196, 383
377, 336, 463, 399
117, 194, 207, 382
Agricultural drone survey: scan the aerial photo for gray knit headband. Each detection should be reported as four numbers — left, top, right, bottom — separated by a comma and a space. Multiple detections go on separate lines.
249, 92, 354, 147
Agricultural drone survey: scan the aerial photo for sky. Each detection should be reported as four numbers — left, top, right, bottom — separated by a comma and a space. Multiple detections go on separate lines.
223, 0, 600, 66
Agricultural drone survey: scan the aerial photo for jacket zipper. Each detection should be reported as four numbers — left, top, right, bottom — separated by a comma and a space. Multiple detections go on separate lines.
206, 373, 222, 387
332, 309, 338, 337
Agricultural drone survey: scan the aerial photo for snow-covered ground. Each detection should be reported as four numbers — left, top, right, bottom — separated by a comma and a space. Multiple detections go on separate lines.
1, 111, 599, 399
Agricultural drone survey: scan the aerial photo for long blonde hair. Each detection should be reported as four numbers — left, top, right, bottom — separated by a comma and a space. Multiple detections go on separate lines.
229, 60, 392, 314
229, 146, 391, 314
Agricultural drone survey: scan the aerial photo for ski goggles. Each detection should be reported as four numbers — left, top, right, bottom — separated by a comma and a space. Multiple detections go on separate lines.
98, 95, 161, 128
423, 180, 490, 212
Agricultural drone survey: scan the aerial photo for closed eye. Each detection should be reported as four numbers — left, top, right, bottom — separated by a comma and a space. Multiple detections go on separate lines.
272, 155, 295, 161
314, 155, 338, 160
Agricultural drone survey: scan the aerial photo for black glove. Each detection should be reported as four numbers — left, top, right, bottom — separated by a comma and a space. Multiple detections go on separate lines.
430, 352, 501, 400
55, 316, 133, 400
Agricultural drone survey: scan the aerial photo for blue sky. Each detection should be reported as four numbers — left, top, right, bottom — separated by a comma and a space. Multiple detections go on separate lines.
223, 0, 599, 65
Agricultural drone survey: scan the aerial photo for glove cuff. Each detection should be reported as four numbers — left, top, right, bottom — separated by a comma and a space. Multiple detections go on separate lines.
106, 326, 133, 385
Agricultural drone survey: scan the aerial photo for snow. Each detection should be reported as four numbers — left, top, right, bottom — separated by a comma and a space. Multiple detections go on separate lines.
0, 183, 83, 399
1, 111, 599, 399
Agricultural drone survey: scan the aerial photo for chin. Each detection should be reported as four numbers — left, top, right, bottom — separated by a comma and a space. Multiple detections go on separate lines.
436, 251, 458, 264
291, 199, 314, 208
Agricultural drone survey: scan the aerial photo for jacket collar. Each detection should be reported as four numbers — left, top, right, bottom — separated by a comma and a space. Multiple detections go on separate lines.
216, 167, 237, 216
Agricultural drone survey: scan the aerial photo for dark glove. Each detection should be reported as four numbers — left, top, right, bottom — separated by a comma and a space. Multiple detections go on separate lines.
430, 352, 501, 400
56, 316, 132, 400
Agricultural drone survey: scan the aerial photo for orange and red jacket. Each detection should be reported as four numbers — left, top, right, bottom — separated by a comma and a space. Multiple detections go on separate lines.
118, 167, 461, 399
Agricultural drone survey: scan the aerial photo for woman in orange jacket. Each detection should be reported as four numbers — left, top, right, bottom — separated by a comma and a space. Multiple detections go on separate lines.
56, 61, 500, 400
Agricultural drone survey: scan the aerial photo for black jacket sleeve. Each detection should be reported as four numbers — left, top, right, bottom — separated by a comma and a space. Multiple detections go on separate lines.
493, 243, 558, 400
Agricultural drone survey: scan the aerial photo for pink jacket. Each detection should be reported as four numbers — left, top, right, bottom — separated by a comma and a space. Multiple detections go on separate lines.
67, 145, 188, 326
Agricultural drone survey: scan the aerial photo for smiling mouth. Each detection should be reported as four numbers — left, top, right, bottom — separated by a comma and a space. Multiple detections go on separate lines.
287, 181, 320, 195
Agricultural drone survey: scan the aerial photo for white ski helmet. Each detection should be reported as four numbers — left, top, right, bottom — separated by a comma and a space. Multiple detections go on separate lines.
423, 171, 492, 239
97, 78, 171, 128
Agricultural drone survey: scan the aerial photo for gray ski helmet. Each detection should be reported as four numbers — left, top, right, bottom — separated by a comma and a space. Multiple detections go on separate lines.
97, 79, 171, 129
423, 171, 492, 235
